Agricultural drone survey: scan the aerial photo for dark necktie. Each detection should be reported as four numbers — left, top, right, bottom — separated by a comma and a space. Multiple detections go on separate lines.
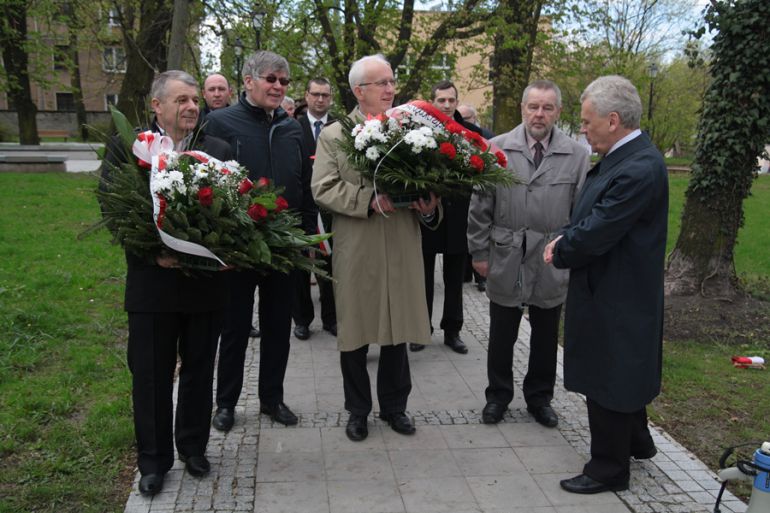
533, 141, 544, 169
314, 120, 323, 141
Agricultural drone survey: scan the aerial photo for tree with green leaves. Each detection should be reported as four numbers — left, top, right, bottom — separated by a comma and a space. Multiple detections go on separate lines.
665, 0, 770, 298
0, 0, 41, 144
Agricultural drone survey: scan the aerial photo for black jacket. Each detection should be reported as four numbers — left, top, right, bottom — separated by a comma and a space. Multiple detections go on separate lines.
421, 111, 490, 254
99, 120, 233, 313
204, 93, 316, 234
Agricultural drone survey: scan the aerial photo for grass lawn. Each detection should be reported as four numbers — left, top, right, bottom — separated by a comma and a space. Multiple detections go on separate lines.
0, 172, 767, 511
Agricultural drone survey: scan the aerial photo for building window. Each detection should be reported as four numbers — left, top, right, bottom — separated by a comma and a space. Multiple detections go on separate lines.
56, 93, 75, 112
107, 7, 120, 27
105, 94, 119, 110
103, 46, 126, 73
54, 45, 69, 71
431, 53, 454, 79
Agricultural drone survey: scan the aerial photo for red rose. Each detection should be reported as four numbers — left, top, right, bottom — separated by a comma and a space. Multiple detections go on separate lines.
445, 121, 464, 134
275, 196, 289, 212
469, 155, 485, 173
257, 177, 269, 188
221, 167, 231, 175
198, 186, 214, 206
238, 178, 254, 195
495, 150, 507, 167
247, 203, 268, 221
439, 142, 457, 160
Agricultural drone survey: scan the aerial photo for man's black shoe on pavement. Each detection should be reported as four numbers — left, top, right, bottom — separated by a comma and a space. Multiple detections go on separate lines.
139, 473, 164, 496
527, 404, 558, 428
379, 412, 416, 435
294, 324, 310, 340
212, 407, 234, 432
481, 402, 507, 424
179, 454, 211, 477
444, 332, 468, 354
260, 402, 298, 425
345, 414, 368, 441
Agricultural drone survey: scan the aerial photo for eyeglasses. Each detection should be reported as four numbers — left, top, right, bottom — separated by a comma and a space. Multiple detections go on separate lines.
258, 75, 291, 86
307, 92, 331, 99
358, 79, 397, 88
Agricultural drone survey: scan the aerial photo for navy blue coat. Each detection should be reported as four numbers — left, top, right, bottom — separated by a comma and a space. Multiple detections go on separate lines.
204, 93, 316, 234
552, 133, 668, 412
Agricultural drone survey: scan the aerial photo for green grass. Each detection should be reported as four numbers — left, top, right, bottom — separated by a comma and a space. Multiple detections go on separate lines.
0, 172, 767, 511
0, 173, 133, 513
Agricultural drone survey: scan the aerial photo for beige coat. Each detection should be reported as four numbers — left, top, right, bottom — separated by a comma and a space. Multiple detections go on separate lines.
311, 108, 440, 351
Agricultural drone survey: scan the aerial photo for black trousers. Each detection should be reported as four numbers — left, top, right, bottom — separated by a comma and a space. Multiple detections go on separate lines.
486, 302, 561, 408
340, 344, 412, 416
584, 398, 655, 486
292, 253, 336, 328
423, 251, 466, 333
128, 310, 222, 475
215, 269, 295, 409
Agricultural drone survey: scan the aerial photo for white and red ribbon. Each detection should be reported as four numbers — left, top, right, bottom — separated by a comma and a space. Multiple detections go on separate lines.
135, 132, 228, 267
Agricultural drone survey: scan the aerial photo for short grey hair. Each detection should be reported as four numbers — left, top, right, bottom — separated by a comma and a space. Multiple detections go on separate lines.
281, 97, 295, 108
348, 54, 390, 90
580, 75, 642, 129
242, 50, 289, 80
150, 70, 198, 101
522, 80, 562, 108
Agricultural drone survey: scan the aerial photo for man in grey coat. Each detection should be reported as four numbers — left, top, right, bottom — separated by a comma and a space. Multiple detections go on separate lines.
544, 75, 668, 494
468, 80, 589, 428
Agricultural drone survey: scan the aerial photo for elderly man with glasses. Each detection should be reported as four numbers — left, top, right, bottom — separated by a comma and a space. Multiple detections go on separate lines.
311, 54, 441, 442
204, 50, 317, 432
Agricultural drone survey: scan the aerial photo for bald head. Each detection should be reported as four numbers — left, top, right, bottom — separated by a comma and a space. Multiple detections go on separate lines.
203, 73, 231, 110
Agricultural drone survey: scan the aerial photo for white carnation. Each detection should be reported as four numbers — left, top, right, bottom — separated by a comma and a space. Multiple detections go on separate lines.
365, 146, 381, 161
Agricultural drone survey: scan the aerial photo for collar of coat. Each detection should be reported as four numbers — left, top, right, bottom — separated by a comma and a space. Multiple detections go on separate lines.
495, 124, 576, 156
238, 92, 289, 125
595, 131, 653, 174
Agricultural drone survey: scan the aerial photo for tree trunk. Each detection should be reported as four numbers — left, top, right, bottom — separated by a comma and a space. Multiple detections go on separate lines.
116, 0, 174, 128
0, 0, 40, 145
665, 188, 741, 299
167, 0, 190, 70
69, 31, 89, 141
490, 0, 542, 134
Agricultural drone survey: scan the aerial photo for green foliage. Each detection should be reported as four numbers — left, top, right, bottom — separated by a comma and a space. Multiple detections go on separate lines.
687, 0, 770, 216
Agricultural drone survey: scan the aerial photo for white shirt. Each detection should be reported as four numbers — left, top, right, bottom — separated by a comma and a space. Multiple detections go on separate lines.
607, 129, 642, 156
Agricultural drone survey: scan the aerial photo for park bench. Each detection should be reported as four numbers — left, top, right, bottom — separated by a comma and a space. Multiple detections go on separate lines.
0, 154, 66, 173
37, 129, 71, 141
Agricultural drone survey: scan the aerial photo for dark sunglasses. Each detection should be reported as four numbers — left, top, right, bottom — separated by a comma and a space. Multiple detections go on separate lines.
258, 75, 291, 86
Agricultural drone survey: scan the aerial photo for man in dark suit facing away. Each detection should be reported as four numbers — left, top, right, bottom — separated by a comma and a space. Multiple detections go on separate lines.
544, 75, 668, 494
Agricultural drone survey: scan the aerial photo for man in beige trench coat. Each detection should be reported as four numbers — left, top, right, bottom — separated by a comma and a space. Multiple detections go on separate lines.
311, 54, 441, 442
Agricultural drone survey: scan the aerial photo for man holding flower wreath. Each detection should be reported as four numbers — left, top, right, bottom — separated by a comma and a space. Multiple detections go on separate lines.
99, 70, 233, 496
311, 54, 441, 442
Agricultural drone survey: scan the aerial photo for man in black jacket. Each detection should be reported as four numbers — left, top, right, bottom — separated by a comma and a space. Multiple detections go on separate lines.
99, 70, 232, 496
205, 51, 316, 432
292, 77, 337, 341
410, 80, 485, 354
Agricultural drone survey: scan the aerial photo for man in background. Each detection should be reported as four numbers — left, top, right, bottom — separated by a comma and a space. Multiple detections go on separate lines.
292, 77, 337, 340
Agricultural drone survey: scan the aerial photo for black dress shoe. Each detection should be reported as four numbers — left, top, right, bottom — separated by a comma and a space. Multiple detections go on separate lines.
250, 325, 261, 337
294, 324, 310, 340
481, 402, 507, 424
323, 323, 337, 336
379, 412, 416, 435
179, 455, 210, 477
212, 407, 234, 432
476, 280, 486, 292
409, 343, 425, 352
527, 404, 558, 428
261, 402, 298, 426
345, 414, 369, 441
444, 332, 468, 354
138, 473, 164, 496
560, 473, 628, 494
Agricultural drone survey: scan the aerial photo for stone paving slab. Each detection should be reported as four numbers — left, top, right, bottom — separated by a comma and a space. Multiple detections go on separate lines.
124, 256, 746, 513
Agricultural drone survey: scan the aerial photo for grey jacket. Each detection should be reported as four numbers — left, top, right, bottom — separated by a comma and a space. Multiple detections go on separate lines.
467, 125, 589, 308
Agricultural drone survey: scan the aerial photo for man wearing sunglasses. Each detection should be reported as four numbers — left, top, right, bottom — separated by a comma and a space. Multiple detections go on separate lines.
205, 51, 316, 432
292, 77, 337, 342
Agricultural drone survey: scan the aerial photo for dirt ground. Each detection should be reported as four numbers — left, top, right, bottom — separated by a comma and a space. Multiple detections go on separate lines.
664, 293, 770, 344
